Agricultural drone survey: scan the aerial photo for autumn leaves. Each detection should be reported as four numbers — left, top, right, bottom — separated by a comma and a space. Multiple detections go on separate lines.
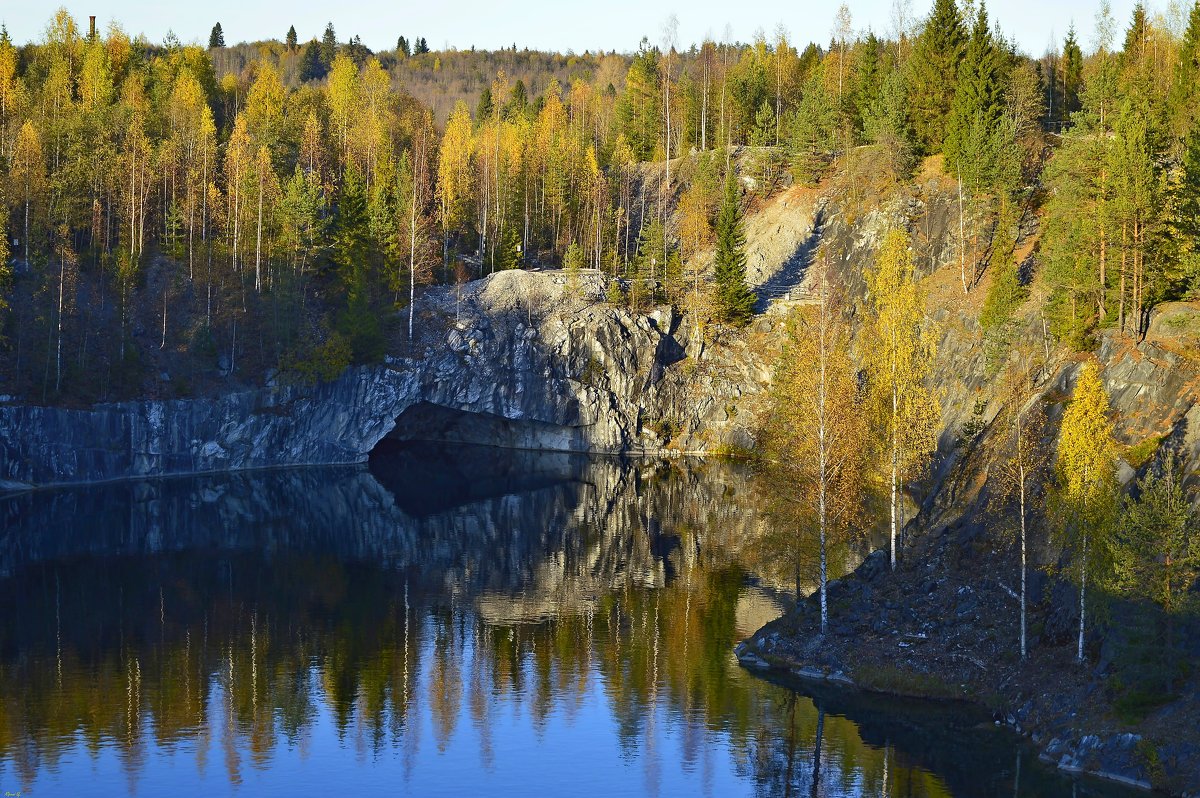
762, 228, 939, 631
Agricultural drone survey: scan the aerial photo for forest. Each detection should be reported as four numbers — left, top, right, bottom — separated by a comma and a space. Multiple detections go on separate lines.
0, 2, 1198, 404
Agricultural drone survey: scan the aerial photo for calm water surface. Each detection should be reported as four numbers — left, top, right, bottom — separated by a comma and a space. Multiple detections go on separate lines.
0, 445, 1137, 797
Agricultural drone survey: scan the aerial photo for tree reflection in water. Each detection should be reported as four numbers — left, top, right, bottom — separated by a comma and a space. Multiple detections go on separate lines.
0, 445, 1133, 797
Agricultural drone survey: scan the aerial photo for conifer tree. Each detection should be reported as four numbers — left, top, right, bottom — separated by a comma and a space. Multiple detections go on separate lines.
712, 171, 756, 325
1117, 453, 1198, 616
397, 36, 411, 58
208, 22, 224, 49
1061, 27, 1084, 126
300, 40, 326, 82
1168, 3, 1200, 148
321, 23, 337, 65
979, 255, 1027, 367
905, 0, 965, 153
1172, 126, 1200, 296
1053, 360, 1119, 664
333, 168, 382, 362
286, 25, 298, 52
943, 2, 1005, 180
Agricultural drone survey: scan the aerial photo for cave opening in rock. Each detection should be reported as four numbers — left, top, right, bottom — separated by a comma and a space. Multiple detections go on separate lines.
374, 401, 587, 454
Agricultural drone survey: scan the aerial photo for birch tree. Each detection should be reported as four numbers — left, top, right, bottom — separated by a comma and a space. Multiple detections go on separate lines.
994, 348, 1049, 661
1052, 360, 1119, 664
10, 120, 45, 263
864, 228, 940, 570
763, 251, 867, 629
437, 101, 474, 271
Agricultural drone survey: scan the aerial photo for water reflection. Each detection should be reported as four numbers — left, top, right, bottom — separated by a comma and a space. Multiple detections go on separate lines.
0, 446, 1132, 797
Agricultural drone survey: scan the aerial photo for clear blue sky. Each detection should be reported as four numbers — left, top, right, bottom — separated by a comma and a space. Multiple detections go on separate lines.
3, 1, 1146, 57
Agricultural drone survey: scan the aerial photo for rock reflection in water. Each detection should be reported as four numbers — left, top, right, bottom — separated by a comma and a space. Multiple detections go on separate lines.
0, 447, 1130, 797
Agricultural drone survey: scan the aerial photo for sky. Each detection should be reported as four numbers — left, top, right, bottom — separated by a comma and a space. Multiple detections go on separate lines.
2, 0, 1148, 57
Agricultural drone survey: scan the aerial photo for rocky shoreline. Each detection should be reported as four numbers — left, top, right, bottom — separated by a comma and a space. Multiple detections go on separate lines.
735, 544, 1199, 796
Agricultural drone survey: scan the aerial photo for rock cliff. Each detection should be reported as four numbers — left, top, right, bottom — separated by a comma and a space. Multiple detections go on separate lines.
0, 269, 773, 490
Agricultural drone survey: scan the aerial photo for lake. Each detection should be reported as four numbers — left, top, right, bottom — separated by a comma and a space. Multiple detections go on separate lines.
0, 444, 1138, 796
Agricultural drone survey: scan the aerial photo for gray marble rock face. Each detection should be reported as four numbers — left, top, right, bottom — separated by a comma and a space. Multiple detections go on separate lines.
0, 270, 767, 490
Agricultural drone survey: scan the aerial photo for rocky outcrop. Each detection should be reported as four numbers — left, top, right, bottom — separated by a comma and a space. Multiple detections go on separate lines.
0, 269, 774, 490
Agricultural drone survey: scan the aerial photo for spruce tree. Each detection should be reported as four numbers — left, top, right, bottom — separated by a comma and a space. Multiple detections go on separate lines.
980, 256, 1028, 367
208, 22, 225, 48
1176, 126, 1200, 295
286, 25, 298, 51
1062, 27, 1084, 126
905, 0, 965, 153
475, 87, 493, 122
713, 172, 756, 325
1168, 2, 1200, 145
397, 36, 411, 57
334, 169, 383, 363
321, 23, 337, 65
943, 2, 1005, 183
300, 40, 326, 82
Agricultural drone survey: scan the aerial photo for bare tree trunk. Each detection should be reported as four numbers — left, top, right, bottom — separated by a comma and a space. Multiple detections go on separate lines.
56, 252, 65, 393
1078, 523, 1088, 663
409, 176, 418, 341
1118, 221, 1127, 333
958, 177, 968, 295
1018, 428, 1028, 661
255, 160, 264, 292
817, 282, 829, 633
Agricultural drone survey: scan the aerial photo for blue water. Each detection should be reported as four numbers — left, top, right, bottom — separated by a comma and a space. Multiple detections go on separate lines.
0, 445, 1138, 796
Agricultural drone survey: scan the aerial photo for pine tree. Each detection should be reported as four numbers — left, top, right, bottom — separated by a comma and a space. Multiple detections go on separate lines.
905, 0, 966, 153
208, 22, 224, 48
285, 25, 298, 51
1053, 360, 1119, 664
713, 171, 756, 325
1114, 452, 1199, 694
475, 87, 493, 122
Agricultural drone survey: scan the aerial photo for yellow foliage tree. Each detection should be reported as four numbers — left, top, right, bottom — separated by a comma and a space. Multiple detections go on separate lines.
762, 253, 867, 628
863, 228, 941, 570
437, 101, 474, 269
1053, 359, 1119, 664
10, 119, 46, 263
